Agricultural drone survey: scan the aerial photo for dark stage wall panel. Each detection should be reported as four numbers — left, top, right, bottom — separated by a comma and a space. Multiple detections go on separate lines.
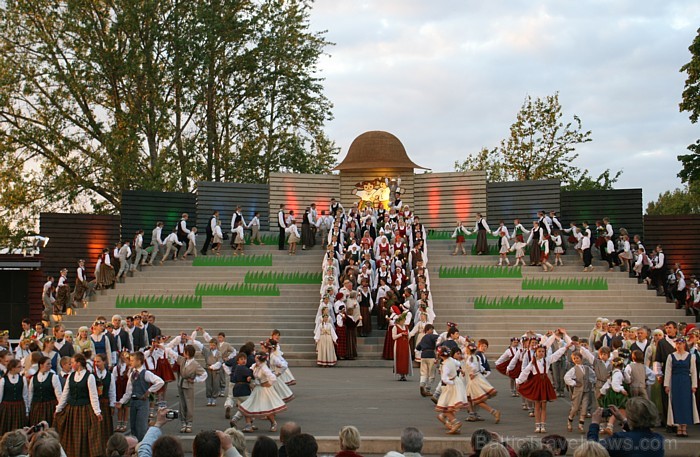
196, 182, 270, 232
644, 215, 700, 275
269, 173, 340, 225
414, 171, 487, 231
561, 189, 644, 237
487, 180, 561, 226
121, 191, 197, 241
0, 256, 45, 327
39, 213, 121, 301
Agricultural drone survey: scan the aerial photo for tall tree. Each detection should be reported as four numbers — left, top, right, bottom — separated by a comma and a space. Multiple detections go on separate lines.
679, 27, 700, 184
646, 182, 700, 215
455, 93, 618, 188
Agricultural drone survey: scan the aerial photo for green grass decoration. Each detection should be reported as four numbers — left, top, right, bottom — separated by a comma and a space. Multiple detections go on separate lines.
473, 296, 564, 310
244, 271, 322, 284
522, 277, 608, 291
116, 295, 202, 309
192, 254, 272, 267
439, 265, 522, 279
195, 283, 280, 296
244, 234, 278, 245
428, 230, 498, 241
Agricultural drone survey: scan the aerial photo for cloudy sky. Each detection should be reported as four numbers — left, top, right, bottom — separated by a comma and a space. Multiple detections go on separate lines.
309, 1, 700, 204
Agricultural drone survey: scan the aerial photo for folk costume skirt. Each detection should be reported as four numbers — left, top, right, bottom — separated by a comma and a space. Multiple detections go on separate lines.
466, 373, 497, 405
239, 385, 287, 418
54, 403, 106, 457
279, 368, 297, 385
436, 380, 468, 413
0, 400, 26, 434
317, 333, 337, 367
29, 399, 57, 427
518, 373, 557, 402
271, 378, 295, 403
475, 230, 489, 254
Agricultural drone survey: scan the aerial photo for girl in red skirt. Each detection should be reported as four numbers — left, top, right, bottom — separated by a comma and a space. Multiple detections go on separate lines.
112, 349, 130, 432
0, 359, 27, 434
495, 337, 521, 397
515, 331, 570, 433
451, 221, 470, 255
145, 336, 176, 408
94, 353, 115, 442
540, 237, 554, 272
382, 304, 402, 360
29, 355, 62, 427
392, 313, 411, 381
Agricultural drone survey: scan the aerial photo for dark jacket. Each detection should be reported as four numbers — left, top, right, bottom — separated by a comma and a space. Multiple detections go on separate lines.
587, 422, 664, 457
416, 333, 438, 359
132, 327, 146, 351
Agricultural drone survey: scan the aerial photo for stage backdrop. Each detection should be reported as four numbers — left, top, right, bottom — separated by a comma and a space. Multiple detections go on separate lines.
40, 212, 121, 287
196, 182, 270, 232
0, 256, 45, 330
268, 173, 340, 225
561, 189, 644, 236
121, 190, 197, 241
644, 215, 700, 275
413, 171, 487, 231
487, 179, 561, 226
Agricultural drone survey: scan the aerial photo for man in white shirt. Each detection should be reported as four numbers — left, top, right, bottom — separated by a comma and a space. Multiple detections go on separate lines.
581, 223, 593, 272
176, 214, 191, 258
201, 210, 219, 256
161, 229, 183, 264
132, 230, 148, 271
148, 222, 164, 265
116, 241, 132, 280
116, 351, 165, 441
182, 227, 198, 259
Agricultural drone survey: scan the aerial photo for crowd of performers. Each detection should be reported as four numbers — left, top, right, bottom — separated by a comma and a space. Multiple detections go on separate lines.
0, 314, 297, 456
409, 318, 699, 437
312, 195, 432, 380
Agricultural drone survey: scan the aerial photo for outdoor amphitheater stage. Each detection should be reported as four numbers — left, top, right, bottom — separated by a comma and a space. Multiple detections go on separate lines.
159, 366, 696, 456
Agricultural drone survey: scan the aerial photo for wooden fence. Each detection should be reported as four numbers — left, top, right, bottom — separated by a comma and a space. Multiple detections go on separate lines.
413, 171, 487, 231
121, 190, 197, 240
561, 189, 644, 236
487, 180, 561, 226
644, 215, 700, 275
268, 173, 340, 225
196, 182, 270, 231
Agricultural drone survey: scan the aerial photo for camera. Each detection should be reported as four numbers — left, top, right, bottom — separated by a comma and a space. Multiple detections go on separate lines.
602, 408, 612, 418
31, 423, 45, 433
166, 410, 179, 420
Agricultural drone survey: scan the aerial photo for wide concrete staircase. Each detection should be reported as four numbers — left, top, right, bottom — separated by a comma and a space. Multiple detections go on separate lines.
426, 239, 686, 349
60, 236, 686, 367
60, 241, 388, 366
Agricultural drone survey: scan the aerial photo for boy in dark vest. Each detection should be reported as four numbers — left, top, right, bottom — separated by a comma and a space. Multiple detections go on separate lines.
115, 351, 164, 441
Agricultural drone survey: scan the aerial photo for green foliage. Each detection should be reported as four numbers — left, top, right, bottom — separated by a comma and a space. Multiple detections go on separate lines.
427, 230, 497, 240
646, 182, 700, 215
244, 271, 321, 284
455, 93, 619, 188
439, 265, 522, 279
192, 254, 272, 267
195, 283, 279, 296
0, 0, 335, 230
473, 296, 564, 310
521, 277, 608, 291
116, 295, 202, 309
679, 28, 700, 184
563, 169, 623, 191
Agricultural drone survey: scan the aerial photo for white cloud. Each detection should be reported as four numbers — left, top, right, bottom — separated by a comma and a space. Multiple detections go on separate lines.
310, 0, 700, 203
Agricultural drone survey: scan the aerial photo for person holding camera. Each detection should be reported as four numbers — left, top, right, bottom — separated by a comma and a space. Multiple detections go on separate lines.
116, 351, 164, 441
587, 398, 664, 457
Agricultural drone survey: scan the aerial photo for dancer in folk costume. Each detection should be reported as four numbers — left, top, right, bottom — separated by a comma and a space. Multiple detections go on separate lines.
382, 305, 402, 360
598, 356, 629, 435
451, 221, 470, 256
286, 218, 301, 255
474, 213, 490, 255
54, 353, 106, 457
0, 359, 28, 435
551, 230, 564, 266
527, 221, 543, 266
344, 302, 360, 360
314, 314, 338, 367
464, 342, 500, 423
664, 337, 699, 437
509, 238, 527, 267
176, 344, 207, 434
409, 311, 429, 363
497, 231, 511, 266
540, 236, 554, 272
73, 259, 89, 309
495, 337, 522, 397
112, 349, 131, 432
93, 353, 116, 443
264, 341, 294, 403
435, 346, 468, 434
270, 329, 296, 386
392, 313, 412, 381
516, 331, 570, 433
563, 345, 596, 433
238, 352, 287, 432
96, 248, 115, 290
54, 268, 71, 316
335, 305, 348, 360
416, 324, 438, 397
28, 356, 62, 427
357, 280, 374, 337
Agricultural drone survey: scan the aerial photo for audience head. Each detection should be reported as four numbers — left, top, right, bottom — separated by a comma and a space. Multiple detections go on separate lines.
338, 426, 361, 451
626, 396, 659, 429
251, 436, 278, 457
440, 449, 463, 457
400, 427, 423, 454
106, 433, 129, 457
28, 437, 61, 457
223, 428, 247, 457
153, 436, 183, 457
286, 433, 318, 457
0, 430, 28, 457
193, 430, 220, 457
572, 441, 608, 457
280, 421, 302, 445
480, 442, 509, 457
516, 439, 542, 457
541, 435, 567, 456
470, 428, 494, 454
